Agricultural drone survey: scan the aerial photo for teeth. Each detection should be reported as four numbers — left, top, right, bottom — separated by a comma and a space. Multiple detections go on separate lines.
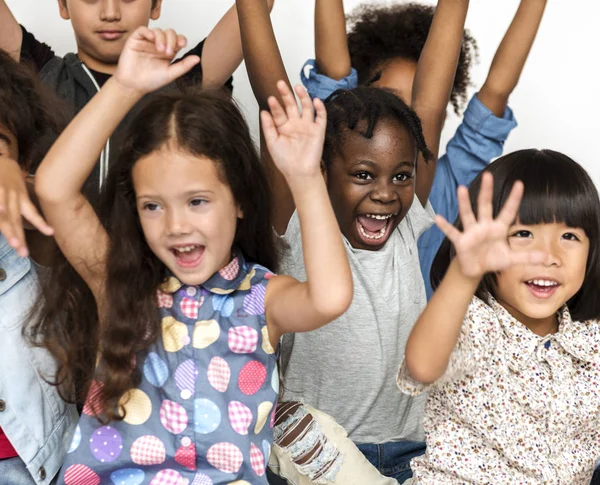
527, 279, 558, 287
366, 214, 393, 220
358, 223, 387, 240
174, 245, 197, 253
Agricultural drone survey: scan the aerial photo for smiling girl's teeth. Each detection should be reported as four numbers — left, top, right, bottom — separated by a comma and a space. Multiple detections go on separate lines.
366, 214, 393, 220
175, 245, 197, 253
358, 224, 387, 240
527, 279, 558, 287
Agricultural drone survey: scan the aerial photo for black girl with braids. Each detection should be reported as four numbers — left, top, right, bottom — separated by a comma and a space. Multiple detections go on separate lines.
238, 0, 470, 482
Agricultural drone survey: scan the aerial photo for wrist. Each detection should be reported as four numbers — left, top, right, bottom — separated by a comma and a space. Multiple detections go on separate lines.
448, 259, 482, 290
106, 76, 147, 102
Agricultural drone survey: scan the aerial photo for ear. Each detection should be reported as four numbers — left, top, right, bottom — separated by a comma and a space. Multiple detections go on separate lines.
150, 0, 163, 20
57, 0, 70, 20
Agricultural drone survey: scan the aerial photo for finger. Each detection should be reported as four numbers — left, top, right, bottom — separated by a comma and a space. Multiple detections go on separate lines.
277, 81, 300, 119
20, 198, 54, 236
296, 85, 314, 121
313, 97, 327, 128
163, 29, 178, 57
135, 26, 155, 42
166, 55, 200, 82
457, 185, 476, 230
497, 180, 524, 227
152, 28, 167, 53
477, 172, 494, 221
260, 110, 278, 149
435, 215, 462, 244
267, 95, 288, 127
176, 34, 188, 52
7, 191, 27, 257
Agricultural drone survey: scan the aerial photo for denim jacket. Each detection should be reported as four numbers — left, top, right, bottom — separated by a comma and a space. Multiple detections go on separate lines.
0, 235, 78, 484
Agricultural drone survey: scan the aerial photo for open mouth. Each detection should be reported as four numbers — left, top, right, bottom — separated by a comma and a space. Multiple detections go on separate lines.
170, 244, 205, 269
524, 279, 559, 299
355, 213, 396, 245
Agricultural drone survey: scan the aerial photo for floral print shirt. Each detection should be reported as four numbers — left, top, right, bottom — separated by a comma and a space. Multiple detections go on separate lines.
397, 295, 600, 484
59, 252, 279, 485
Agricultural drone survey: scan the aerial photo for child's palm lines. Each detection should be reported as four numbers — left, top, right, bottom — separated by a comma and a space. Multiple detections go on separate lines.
459, 220, 513, 275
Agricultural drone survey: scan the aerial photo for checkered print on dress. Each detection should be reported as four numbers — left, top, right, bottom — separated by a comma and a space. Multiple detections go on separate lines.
160, 400, 188, 434
157, 290, 173, 309
151, 469, 182, 485
228, 401, 253, 435
130, 436, 165, 465
180, 297, 199, 319
207, 357, 230, 392
207, 443, 243, 474
228, 326, 258, 354
250, 442, 265, 476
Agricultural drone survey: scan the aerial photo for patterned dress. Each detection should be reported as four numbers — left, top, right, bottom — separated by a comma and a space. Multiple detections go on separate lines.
59, 252, 279, 485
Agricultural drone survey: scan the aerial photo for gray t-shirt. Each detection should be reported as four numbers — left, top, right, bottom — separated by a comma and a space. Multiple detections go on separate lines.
279, 196, 434, 444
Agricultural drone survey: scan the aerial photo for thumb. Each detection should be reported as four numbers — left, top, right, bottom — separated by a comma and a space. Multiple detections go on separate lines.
166, 55, 200, 83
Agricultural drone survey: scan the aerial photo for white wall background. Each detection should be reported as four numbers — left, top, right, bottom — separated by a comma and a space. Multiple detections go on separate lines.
7, 0, 600, 182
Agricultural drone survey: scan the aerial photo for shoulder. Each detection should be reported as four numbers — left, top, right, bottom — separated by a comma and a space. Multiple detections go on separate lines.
399, 195, 435, 240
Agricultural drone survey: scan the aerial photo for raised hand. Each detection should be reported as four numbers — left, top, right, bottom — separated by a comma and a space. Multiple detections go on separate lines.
0, 157, 53, 257
436, 172, 548, 279
260, 81, 327, 181
113, 27, 200, 96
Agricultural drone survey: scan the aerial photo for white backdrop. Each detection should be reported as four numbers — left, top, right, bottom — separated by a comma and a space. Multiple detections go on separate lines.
7, 0, 600, 182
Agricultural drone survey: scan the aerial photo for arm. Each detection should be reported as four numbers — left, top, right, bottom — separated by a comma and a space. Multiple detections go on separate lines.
35, 28, 199, 302
201, 0, 275, 90
236, 0, 294, 234
314, 0, 352, 80
411, 0, 469, 206
263, 82, 353, 345
478, 0, 547, 116
0, 0, 22, 61
405, 175, 547, 383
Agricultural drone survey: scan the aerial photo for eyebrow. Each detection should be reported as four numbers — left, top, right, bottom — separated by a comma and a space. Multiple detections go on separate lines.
136, 189, 216, 200
0, 133, 12, 146
350, 159, 415, 170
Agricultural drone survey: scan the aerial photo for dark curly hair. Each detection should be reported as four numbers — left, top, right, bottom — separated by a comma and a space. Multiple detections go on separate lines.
30, 89, 280, 422
347, 2, 478, 114
323, 86, 433, 169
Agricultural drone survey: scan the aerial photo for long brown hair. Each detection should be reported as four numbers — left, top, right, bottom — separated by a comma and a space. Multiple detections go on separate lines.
34, 89, 280, 421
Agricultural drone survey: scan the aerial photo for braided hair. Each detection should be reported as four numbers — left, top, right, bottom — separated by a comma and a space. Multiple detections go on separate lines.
322, 86, 433, 170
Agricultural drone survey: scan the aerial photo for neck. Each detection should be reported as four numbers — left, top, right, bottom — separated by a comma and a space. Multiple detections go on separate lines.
77, 50, 117, 75
497, 299, 560, 337
25, 231, 56, 267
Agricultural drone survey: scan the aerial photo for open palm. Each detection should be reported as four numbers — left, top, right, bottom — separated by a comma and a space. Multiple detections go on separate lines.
436, 173, 548, 279
261, 81, 326, 180
114, 27, 199, 95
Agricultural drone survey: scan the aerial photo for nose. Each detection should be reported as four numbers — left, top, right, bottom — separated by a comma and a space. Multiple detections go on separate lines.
165, 209, 192, 237
538, 238, 562, 267
369, 180, 398, 205
100, 0, 121, 22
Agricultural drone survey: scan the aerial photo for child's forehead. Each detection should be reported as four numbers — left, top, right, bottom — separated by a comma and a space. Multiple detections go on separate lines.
337, 121, 417, 158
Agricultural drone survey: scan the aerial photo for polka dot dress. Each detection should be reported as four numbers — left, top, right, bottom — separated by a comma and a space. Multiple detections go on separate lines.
59, 252, 279, 485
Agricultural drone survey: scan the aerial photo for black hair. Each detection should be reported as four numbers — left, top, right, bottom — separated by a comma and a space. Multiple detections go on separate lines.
431, 149, 600, 321
322, 85, 433, 170
346, 2, 478, 114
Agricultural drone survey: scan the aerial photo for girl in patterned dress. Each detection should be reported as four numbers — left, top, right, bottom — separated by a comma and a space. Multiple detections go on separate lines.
398, 149, 600, 484
34, 26, 352, 485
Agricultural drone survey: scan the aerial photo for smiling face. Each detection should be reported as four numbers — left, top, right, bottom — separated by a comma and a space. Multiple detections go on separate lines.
325, 118, 417, 250
494, 222, 589, 334
58, 0, 162, 73
132, 145, 243, 286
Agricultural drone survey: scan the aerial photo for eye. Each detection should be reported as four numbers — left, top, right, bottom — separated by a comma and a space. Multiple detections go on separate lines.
510, 230, 533, 238
354, 171, 373, 181
394, 173, 413, 182
143, 202, 160, 211
562, 232, 581, 241
190, 198, 207, 207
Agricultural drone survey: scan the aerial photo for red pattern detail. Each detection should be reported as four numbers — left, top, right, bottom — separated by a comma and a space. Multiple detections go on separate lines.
63, 465, 100, 485
157, 290, 173, 309
219, 257, 240, 280
175, 442, 197, 470
82, 380, 104, 416
238, 361, 267, 396
228, 326, 258, 354
180, 297, 200, 319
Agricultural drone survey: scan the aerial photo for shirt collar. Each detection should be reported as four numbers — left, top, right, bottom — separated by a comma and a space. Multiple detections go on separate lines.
159, 249, 253, 296
489, 295, 600, 371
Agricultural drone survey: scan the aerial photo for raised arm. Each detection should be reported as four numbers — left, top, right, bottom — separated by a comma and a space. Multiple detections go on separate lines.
412, 0, 469, 206
314, 0, 352, 80
35, 27, 199, 302
263, 82, 352, 345
0, 0, 23, 61
236, 0, 294, 234
201, 0, 275, 90
405, 175, 547, 383
478, 0, 547, 116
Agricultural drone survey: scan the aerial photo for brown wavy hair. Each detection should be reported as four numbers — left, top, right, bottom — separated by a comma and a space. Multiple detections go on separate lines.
32, 88, 279, 422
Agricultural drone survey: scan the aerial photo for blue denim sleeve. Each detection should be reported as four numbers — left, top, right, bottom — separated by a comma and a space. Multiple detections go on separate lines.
418, 94, 518, 300
300, 59, 359, 100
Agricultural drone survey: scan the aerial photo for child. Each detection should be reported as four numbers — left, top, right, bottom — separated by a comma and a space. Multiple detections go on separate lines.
305, 0, 547, 299
35, 26, 352, 484
0, 50, 78, 485
237, 0, 469, 481
0, 0, 275, 194
398, 149, 600, 483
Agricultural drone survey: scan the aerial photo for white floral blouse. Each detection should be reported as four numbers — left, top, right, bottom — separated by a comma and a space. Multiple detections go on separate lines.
397, 295, 600, 484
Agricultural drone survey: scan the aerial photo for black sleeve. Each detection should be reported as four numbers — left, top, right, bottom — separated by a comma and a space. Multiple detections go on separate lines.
177, 38, 234, 93
20, 25, 56, 73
